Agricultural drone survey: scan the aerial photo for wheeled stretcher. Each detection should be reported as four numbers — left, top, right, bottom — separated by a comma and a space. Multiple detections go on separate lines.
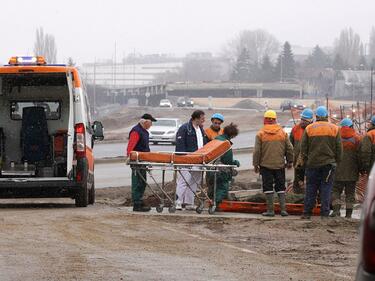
128, 140, 237, 214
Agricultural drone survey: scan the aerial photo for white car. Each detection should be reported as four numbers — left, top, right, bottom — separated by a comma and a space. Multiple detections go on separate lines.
149, 118, 181, 145
159, 99, 172, 108
282, 119, 299, 136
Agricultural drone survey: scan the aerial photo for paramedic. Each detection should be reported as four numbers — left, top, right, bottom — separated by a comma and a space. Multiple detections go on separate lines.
175, 110, 208, 210
126, 114, 157, 212
210, 123, 240, 206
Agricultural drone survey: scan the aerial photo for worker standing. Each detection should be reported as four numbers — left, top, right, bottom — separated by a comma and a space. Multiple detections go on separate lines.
300, 106, 342, 219
253, 110, 294, 217
289, 108, 314, 194
205, 113, 224, 141
175, 110, 208, 210
360, 116, 375, 174
330, 118, 361, 218
126, 114, 157, 212
207, 123, 240, 206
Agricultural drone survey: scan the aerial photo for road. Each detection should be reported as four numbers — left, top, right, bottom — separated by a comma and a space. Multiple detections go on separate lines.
95, 152, 252, 188
93, 131, 256, 159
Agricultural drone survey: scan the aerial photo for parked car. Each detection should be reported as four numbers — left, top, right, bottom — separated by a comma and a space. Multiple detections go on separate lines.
282, 119, 299, 135
149, 118, 181, 145
0, 56, 104, 207
356, 167, 375, 280
177, 97, 194, 107
280, 100, 306, 111
159, 99, 172, 108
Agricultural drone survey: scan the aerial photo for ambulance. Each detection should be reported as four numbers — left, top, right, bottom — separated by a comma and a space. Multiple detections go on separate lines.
0, 56, 104, 207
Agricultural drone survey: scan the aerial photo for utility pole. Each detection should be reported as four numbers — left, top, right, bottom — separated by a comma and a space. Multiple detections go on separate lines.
280, 55, 283, 83
93, 58, 97, 112
371, 67, 374, 116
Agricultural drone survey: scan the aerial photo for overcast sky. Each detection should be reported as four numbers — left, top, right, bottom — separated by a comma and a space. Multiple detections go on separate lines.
1, 0, 374, 64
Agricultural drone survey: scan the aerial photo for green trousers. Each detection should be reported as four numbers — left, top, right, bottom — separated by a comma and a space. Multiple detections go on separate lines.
131, 168, 147, 204
215, 173, 231, 205
332, 181, 356, 209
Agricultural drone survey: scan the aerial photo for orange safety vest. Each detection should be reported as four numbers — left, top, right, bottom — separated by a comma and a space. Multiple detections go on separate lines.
205, 127, 223, 141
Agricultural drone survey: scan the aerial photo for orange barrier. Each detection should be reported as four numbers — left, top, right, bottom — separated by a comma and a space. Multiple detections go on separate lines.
129, 139, 231, 164
218, 200, 321, 216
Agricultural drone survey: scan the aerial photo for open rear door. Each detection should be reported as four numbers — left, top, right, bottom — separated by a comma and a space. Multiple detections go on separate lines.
66, 72, 75, 178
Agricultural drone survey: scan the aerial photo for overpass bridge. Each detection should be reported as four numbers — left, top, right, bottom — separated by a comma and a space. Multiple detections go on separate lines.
105, 82, 304, 106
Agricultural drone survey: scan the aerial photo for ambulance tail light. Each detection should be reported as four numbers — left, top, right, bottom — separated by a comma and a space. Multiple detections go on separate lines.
75, 123, 86, 158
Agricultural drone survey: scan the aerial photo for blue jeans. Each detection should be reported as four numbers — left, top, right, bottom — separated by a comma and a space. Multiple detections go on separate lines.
304, 165, 336, 217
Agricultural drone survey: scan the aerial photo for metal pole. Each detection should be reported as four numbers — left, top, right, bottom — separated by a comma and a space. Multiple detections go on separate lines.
371, 67, 373, 116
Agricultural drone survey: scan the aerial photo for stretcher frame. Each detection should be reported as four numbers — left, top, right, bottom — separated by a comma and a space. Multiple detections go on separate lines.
128, 150, 237, 214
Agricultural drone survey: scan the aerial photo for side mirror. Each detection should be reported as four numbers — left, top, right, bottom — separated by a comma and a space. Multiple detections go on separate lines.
92, 121, 104, 141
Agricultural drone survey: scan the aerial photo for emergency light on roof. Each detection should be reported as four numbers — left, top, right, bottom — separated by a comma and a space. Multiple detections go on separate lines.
8, 56, 46, 65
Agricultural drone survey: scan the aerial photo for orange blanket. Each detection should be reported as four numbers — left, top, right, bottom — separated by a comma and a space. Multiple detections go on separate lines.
129, 139, 231, 164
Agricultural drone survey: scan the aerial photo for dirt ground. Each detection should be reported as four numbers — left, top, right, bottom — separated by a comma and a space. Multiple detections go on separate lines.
101, 106, 292, 141
0, 200, 359, 281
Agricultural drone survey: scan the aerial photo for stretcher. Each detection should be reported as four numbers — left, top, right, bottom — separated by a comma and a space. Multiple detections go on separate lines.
127, 139, 237, 214
218, 200, 321, 216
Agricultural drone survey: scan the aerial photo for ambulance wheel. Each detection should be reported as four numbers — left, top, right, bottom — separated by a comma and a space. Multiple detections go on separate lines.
168, 206, 176, 213
75, 181, 88, 207
75, 160, 89, 207
88, 177, 95, 205
208, 206, 216, 215
156, 205, 164, 213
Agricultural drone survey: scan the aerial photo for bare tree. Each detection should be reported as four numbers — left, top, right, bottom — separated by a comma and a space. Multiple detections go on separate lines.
34, 27, 57, 63
334, 27, 362, 68
224, 29, 280, 65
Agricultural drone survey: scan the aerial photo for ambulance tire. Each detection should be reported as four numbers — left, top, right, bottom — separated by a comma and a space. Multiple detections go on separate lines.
88, 177, 95, 205
75, 159, 89, 207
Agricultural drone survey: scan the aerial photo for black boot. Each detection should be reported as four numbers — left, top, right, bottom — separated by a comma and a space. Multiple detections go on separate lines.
278, 193, 289, 217
330, 205, 341, 217
345, 208, 353, 219
262, 193, 275, 217
133, 202, 151, 212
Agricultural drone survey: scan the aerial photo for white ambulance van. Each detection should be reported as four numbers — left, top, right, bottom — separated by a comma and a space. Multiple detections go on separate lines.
0, 56, 104, 207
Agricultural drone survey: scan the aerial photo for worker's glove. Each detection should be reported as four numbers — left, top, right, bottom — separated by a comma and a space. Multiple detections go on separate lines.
254, 166, 260, 174
125, 157, 130, 165
233, 160, 240, 167
286, 162, 293, 169
295, 155, 304, 169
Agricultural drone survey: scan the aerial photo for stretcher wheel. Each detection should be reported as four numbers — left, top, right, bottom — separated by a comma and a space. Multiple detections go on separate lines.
156, 206, 163, 213
196, 206, 203, 214
208, 206, 216, 215
168, 206, 176, 213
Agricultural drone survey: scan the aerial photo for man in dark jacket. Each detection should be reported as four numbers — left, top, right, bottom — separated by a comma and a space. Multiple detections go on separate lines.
175, 110, 208, 210
300, 106, 342, 219
126, 113, 157, 212
330, 118, 361, 218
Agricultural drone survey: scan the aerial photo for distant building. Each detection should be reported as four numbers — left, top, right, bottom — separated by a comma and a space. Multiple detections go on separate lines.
80, 60, 182, 88
334, 70, 371, 99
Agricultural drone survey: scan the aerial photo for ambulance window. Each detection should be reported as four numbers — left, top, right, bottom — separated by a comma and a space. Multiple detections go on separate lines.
10, 101, 61, 120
